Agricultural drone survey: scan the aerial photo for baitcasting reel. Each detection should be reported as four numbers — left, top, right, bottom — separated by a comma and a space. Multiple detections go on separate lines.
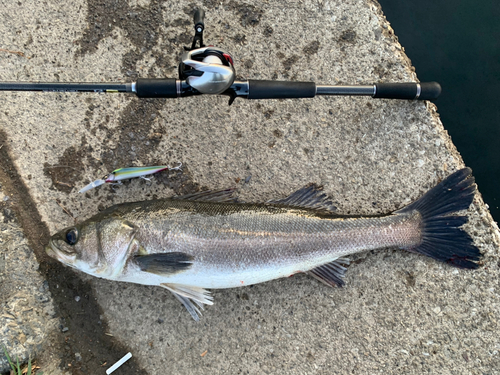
179, 9, 235, 95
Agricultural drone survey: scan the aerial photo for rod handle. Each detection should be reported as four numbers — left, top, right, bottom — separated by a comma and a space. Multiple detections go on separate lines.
247, 80, 316, 99
374, 82, 441, 100
136, 78, 177, 98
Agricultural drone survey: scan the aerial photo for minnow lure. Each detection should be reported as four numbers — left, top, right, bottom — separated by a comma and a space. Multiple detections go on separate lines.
78, 164, 182, 193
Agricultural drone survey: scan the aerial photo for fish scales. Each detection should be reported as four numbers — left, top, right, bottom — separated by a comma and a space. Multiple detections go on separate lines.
90, 199, 420, 288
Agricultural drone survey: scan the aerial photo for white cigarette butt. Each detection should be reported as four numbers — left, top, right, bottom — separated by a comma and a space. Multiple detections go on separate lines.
106, 352, 132, 374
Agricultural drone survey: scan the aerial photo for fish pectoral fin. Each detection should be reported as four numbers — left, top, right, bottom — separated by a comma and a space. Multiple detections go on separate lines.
134, 252, 193, 275
306, 258, 350, 288
161, 283, 214, 322
267, 183, 337, 213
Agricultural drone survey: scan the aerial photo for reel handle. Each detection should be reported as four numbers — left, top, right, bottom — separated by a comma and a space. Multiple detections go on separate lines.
193, 9, 205, 32
188, 8, 206, 50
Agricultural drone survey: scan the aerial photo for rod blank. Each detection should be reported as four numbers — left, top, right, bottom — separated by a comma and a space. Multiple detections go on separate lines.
0, 82, 131, 93
316, 85, 375, 96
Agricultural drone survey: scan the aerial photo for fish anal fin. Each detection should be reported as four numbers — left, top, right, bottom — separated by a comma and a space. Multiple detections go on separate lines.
134, 252, 193, 275
161, 283, 213, 321
306, 258, 350, 288
268, 183, 337, 213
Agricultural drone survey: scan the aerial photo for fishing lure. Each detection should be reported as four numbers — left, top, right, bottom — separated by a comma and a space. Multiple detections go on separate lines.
78, 164, 182, 193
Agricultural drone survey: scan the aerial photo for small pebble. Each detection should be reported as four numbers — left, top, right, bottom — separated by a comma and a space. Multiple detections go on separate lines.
38, 280, 49, 292
62, 327, 69, 332
75, 296, 81, 302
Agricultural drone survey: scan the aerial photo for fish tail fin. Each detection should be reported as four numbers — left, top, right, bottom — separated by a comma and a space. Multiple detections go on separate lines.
396, 168, 481, 269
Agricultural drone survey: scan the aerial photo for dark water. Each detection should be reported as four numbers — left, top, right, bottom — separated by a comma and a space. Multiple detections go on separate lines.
377, 0, 500, 222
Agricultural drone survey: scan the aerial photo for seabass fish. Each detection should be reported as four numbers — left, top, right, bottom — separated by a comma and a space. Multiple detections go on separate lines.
46, 168, 481, 320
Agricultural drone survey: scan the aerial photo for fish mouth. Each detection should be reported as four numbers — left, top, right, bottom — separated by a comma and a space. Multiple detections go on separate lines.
46, 239, 76, 265
45, 243, 57, 258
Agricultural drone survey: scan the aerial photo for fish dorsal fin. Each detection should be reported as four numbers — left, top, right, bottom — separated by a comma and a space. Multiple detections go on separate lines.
173, 188, 238, 203
306, 258, 350, 287
267, 184, 337, 213
134, 252, 193, 275
160, 283, 214, 321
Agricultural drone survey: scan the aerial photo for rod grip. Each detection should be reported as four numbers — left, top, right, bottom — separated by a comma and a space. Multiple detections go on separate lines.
247, 80, 316, 99
374, 82, 441, 100
136, 78, 177, 98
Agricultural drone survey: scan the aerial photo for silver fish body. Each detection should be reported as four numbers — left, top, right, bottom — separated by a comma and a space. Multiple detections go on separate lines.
67, 200, 420, 288
46, 168, 481, 320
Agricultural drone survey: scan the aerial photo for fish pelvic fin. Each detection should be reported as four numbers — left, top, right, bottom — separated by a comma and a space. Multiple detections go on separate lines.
396, 167, 481, 269
268, 183, 337, 213
170, 293, 203, 322
161, 283, 214, 321
307, 258, 350, 287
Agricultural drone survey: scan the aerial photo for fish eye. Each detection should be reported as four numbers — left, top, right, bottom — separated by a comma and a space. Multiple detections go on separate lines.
65, 228, 79, 246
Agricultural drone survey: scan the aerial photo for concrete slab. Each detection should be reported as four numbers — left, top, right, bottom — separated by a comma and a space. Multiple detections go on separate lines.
0, 0, 499, 374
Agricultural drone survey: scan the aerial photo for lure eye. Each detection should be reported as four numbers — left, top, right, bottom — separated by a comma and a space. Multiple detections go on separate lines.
65, 228, 79, 246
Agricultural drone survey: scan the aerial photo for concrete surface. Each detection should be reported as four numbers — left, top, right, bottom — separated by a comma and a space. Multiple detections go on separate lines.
1, 0, 499, 374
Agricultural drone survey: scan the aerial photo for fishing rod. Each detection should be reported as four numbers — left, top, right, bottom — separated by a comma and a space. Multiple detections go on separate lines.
0, 9, 441, 105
